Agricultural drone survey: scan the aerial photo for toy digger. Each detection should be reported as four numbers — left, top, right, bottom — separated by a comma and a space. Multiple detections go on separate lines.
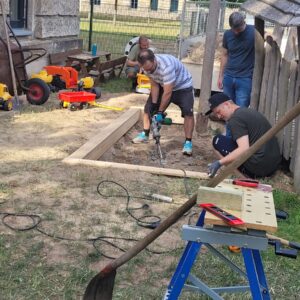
0, 83, 13, 111
31, 66, 101, 98
135, 73, 151, 94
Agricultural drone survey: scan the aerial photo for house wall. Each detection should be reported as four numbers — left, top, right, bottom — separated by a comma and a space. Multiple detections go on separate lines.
0, 0, 83, 74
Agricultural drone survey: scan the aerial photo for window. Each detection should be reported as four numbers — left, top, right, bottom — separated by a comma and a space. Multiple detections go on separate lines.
170, 0, 178, 12
94, 0, 101, 5
131, 0, 138, 9
150, 0, 158, 11
10, 0, 27, 28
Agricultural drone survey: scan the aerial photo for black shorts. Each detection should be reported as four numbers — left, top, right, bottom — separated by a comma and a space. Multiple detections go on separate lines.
144, 86, 194, 117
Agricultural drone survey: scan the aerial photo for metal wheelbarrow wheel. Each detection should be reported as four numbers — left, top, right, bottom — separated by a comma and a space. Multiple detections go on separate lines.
26, 78, 50, 105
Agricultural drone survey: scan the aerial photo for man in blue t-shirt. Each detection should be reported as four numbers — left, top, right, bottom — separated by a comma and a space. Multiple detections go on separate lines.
217, 11, 255, 108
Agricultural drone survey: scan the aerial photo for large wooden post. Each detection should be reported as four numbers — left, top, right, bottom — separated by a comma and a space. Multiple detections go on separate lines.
195, 0, 221, 134
251, 17, 265, 110
292, 26, 300, 192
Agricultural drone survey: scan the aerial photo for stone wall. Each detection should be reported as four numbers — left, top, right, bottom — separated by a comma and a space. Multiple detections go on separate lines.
34, 0, 80, 38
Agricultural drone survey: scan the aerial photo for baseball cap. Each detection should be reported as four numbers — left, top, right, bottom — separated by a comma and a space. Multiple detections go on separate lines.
205, 93, 231, 115
229, 12, 245, 30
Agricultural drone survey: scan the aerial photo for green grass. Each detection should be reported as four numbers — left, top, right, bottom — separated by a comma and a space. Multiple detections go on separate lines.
0, 174, 299, 299
98, 76, 132, 93
80, 17, 179, 56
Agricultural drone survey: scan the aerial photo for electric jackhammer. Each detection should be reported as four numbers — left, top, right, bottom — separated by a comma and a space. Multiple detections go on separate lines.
151, 115, 164, 163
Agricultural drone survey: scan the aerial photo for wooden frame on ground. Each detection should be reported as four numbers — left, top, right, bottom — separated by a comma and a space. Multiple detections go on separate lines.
63, 108, 208, 179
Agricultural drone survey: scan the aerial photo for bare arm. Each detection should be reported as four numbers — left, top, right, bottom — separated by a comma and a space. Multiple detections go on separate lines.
218, 47, 228, 90
219, 135, 250, 166
158, 83, 174, 112
126, 59, 140, 68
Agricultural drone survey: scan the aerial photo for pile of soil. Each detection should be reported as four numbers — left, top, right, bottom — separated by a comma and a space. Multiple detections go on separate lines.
182, 33, 223, 64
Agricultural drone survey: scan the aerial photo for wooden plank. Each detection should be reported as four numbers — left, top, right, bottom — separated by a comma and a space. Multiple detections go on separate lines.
269, 44, 281, 126
291, 27, 300, 191
63, 158, 208, 180
67, 108, 141, 160
258, 36, 273, 114
250, 29, 265, 110
276, 28, 296, 150
283, 61, 297, 159
197, 186, 243, 211
264, 41, 278, 121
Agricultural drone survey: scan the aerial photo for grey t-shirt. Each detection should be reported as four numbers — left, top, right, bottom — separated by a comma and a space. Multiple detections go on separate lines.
228, 108, 281, 176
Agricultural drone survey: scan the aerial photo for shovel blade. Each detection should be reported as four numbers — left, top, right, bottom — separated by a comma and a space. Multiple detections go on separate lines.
83, 269, 116, 300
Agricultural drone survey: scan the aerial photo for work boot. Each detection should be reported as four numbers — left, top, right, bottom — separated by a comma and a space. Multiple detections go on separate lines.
182, 141, 192, 156
132, 132, 149, 144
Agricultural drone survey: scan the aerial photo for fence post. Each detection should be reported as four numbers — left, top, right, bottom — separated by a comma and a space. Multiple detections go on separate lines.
88, 0, 94, 52
196, 0, 221, 134
178, 0, 187, 60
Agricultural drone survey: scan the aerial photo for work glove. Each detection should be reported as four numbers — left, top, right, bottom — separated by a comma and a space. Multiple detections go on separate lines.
208, 160, 222, 178
154, 112, 165, 124
149, 102, 159, 116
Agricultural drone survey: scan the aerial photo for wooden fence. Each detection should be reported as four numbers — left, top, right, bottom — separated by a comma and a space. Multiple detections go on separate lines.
250, 26, 300, 190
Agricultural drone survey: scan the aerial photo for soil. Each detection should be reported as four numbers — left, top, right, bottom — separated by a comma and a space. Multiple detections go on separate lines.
101, 122, 215, 171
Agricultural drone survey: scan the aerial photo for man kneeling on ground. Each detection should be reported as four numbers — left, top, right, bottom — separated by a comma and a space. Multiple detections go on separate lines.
206, 92, 281, 178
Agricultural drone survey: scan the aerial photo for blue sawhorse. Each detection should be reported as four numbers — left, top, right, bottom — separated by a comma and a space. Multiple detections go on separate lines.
164, 210, 271, 300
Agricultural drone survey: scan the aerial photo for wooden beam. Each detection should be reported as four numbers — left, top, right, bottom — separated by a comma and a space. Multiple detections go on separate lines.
196, 0, 221, 134
67, 108, 140, 160
250, 29, 265, 110
254, 17, 265, 38
63, 158, 208, 179
291, 26, 300, 192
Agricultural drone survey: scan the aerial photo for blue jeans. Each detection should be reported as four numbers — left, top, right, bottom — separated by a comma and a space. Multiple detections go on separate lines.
223, 75, 252, 107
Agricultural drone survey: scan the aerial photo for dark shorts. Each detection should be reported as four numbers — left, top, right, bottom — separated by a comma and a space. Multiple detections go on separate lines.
144, 86, 194, 117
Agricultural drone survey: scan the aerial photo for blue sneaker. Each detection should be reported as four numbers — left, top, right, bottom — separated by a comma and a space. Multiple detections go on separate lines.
132, 131, 149, 144
182, 141, 192, 156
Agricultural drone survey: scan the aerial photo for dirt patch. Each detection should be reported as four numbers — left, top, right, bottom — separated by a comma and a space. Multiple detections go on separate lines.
101, 122, 215, 173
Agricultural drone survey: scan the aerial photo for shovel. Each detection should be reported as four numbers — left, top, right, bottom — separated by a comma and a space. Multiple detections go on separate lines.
84, 101, 300, 300
0, 0, 21, 111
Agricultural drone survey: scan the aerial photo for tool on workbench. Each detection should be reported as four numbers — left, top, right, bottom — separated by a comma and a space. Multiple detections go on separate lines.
83, 100, 300, 300
199, 203, 245, 226
232, 178, 273, 192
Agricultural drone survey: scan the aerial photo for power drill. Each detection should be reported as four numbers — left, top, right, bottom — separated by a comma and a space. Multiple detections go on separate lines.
151, 115, 161, 144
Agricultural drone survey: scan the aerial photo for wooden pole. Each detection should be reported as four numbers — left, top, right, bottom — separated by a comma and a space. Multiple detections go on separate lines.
251, 18, 265, 110
195, 0, 221, 134
292, 27, 300, 192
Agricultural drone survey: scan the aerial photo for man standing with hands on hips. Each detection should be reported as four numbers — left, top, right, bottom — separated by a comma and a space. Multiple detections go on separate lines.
132, 49, 195, 156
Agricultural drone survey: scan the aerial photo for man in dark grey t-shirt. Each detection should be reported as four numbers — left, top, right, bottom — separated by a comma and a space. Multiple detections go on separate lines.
206, 93, 281, 178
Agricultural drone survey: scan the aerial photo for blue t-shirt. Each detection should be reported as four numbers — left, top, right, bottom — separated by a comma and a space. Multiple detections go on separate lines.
223, 25, 255, 78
